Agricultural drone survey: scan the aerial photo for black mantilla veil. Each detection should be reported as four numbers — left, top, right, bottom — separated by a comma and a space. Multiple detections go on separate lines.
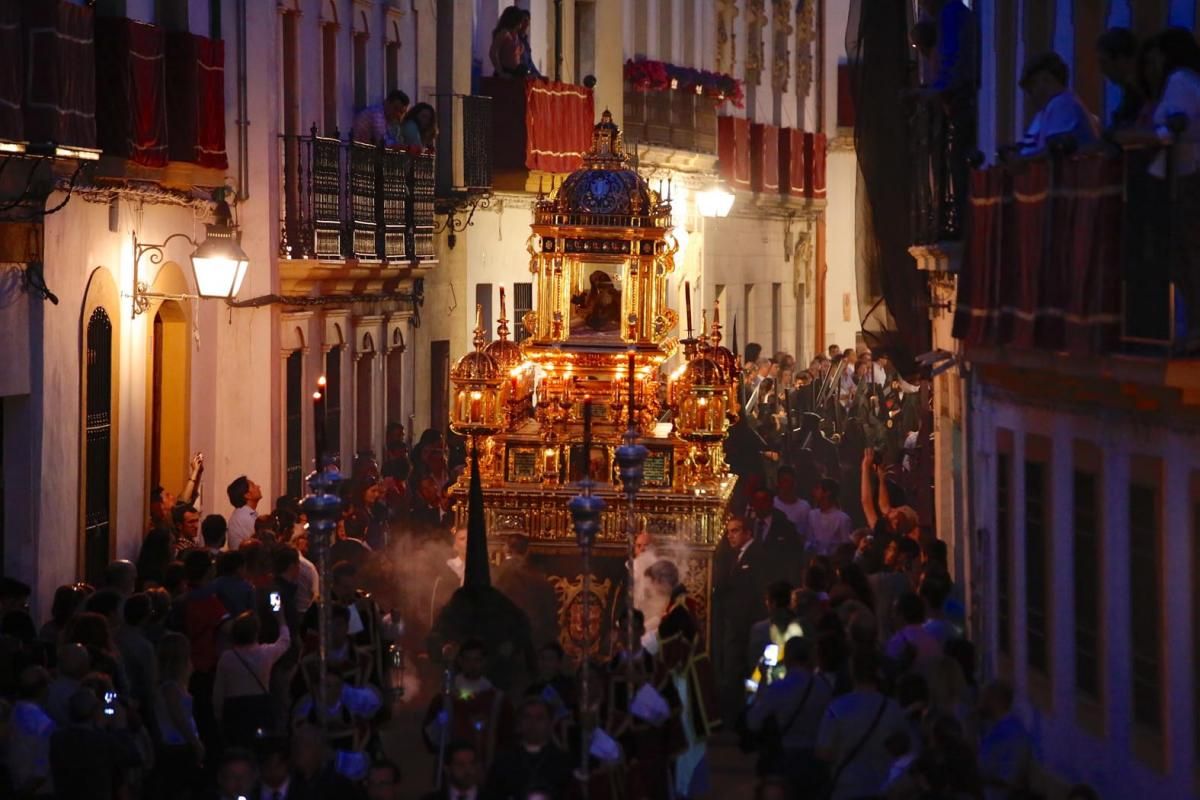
846, 0, 930, 370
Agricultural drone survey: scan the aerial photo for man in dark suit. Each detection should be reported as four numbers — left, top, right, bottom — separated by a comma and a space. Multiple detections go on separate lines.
421, 741, 495, 800
486, 696, 572, 799
712, 515, 766, 722
746, 489, 804, 584
289, 724, 363, 799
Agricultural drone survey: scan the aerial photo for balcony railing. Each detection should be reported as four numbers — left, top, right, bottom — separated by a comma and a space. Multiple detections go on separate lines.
623, 81, 718, 154
436, 93, 492, 195
952, 143, 1190, 357
910, 98, 969, 244
279, 127, 436, 262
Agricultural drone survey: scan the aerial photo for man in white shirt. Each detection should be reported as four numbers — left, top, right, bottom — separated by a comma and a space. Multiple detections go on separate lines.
1016, 52, 1100, 157
807, 478, 853, 557
773, 466, 812, 545
225, 475, 262, 550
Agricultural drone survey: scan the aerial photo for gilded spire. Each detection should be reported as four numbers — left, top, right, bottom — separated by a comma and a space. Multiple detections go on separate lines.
473, 303, 486, 350
711, 300, 723, 345
496, 287, 511, 342
699, 309, 711, 349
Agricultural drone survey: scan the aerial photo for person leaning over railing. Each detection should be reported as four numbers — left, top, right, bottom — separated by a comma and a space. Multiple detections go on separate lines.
1003, 52, 1100, 162
1112, 28, 1200, 352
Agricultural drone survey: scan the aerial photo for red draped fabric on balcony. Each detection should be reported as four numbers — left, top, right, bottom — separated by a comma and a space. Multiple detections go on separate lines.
0, 3, 22, 142
22, 0, 96, 148
717, 116, 751, 190
166, 33, 228, 169
805, 132, 827, 200
524, 80, 593, 173
751, 123, 780, 194
781, 128, 805, 197
952, 156, 1124, 354
96, 18, 168, 166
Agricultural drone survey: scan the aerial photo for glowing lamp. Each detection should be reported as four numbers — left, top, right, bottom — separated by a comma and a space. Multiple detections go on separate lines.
190, 196, 250, 300
696, 186, 735, 218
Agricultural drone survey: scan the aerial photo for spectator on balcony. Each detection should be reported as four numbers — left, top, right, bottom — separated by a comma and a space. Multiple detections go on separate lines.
490, 6, 530, 79
1097, 28, 1147, 130
1013, 52, 1100, 158
914, 0, 978, 97
517, 9, 543, 79
1143, 29, 1200, 351
400, 102, 438, 151
352, 89, 411, 148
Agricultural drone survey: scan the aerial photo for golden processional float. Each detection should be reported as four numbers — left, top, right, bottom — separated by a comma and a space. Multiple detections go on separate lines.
448, 111, 738, 660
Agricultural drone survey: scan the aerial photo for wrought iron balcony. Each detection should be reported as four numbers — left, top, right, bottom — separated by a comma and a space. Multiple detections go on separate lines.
279, 126, 436, 263
910, 98, 968, 245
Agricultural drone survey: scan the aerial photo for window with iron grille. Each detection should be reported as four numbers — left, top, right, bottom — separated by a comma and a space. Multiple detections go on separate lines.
514, 283, 533, 343
1024, 459, 1050, 675
84, 308, 114, 587
997, 451, 1012, 655
285, 351, 303, 500
1073, 469, 1101, 699
325, 347, 343, 464
1129, 481, 1162, 731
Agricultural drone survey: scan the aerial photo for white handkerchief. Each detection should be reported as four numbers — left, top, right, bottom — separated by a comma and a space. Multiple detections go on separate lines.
589, 727, 622, 763
630, 683, 671, 725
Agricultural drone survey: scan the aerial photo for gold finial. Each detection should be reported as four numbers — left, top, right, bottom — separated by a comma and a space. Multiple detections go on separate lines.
496, 287, 511, 341
712, 301, 724, 345
699, 309, 710, 349
473, 304, 485, 350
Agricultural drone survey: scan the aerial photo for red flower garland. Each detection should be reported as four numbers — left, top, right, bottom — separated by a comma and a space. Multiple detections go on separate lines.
623, 59, 745, 109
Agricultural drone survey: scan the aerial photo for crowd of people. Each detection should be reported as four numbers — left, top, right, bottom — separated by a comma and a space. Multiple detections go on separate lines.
713, 338, 1113, 800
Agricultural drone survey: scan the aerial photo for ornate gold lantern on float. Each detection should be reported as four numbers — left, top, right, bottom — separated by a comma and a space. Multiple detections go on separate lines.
446, 110, 735, 659
449, 305, 507, 437
671, 351, 732, 481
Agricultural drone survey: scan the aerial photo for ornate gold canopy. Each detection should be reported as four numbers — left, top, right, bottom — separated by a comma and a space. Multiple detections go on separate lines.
451, 110, 738, 515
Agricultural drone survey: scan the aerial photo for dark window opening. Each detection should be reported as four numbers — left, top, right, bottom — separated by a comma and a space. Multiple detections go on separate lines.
285, 351, 303, 500
84, 308, 114, 586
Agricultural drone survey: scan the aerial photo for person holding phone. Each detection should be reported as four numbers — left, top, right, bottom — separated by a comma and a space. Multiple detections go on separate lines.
212, 604, 291, 749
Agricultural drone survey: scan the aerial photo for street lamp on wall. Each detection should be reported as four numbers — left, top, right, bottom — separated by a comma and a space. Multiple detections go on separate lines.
696, 185, 735, 218
131, 191, 249, 318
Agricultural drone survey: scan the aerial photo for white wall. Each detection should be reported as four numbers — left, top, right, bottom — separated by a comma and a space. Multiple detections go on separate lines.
824, 146, 859, 350
968, 384, 1199, 797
